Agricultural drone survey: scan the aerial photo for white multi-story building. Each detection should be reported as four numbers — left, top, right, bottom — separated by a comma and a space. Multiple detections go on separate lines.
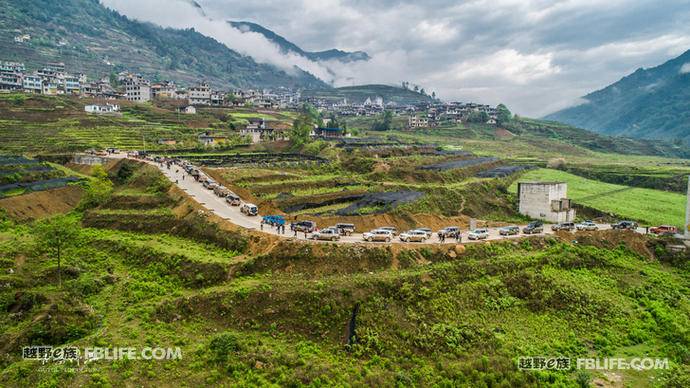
408, 115, 430, 128
517, 182, 576, 223
188, 82, 211, 105
124, 78, 151, 103
23, 75, 42, 93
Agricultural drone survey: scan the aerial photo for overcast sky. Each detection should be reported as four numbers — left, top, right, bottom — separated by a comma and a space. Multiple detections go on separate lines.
102, 0, 690, 117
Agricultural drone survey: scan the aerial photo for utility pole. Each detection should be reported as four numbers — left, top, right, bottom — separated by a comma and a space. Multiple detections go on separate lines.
683, 176, 690, 236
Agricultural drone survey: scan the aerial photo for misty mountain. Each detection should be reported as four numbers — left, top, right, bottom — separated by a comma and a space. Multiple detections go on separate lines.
229, 21, 370, 63
545, 49, 690, 143
0, 0, 328, 90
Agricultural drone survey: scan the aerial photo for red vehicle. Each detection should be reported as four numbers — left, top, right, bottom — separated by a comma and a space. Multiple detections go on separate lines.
649, 225, 677, 235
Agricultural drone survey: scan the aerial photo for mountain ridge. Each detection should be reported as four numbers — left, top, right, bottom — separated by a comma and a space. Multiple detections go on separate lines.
229, 20, 370, 63
0, 0, 329, 90
545, 49, 690, 143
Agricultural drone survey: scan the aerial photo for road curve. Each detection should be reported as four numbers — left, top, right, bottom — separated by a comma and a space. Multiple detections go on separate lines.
137, 156, 631, 245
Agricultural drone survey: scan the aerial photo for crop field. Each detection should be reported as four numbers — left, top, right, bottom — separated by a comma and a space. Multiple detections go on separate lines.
511, 168, 687, 227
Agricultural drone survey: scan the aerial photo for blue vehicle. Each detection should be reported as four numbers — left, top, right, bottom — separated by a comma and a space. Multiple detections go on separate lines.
262, 215, 285, 226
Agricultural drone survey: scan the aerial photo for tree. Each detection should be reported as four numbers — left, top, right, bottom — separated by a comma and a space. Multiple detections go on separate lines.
371, 110, 393, 131
467, 111, 490, 123
290, 114, 314, 148
496, 104, 513, 125
34, 215, 79, 287
80, 165, 113, 209
431, 91, 436, 100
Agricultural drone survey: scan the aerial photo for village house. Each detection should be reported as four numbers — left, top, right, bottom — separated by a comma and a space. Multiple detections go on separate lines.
151, 81, 177, 99
123, 76, 151, 103
408, 115, 430, 129
176, 105, 196, 115
313, 127, 346, 139
84, 103, 120, 114
189, 82, 211, 105
198, 131, 228, 146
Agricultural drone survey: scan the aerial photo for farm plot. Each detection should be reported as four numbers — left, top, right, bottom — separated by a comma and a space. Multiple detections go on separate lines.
0, 156, 83, 197
176, 152, 327, 167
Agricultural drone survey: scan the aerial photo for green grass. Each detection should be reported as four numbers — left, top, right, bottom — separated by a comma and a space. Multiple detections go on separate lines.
511, 168, 687, 226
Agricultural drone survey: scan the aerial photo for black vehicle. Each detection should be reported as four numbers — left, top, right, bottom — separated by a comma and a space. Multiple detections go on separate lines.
335, 223, 356, 236
611, 220, 639, 230
291, 220, 317, 233
522, 221, 544, 234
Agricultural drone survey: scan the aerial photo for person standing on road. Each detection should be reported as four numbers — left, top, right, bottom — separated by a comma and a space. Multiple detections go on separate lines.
294, 228, 298, 237
456, 232, 461, 243
260, 221, 264, 231
440, 234, 445, 243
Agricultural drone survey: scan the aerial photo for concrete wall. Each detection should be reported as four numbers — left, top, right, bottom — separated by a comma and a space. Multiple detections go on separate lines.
518, 182, 575, 223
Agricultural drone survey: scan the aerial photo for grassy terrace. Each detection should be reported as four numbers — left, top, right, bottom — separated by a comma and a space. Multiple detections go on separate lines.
511, 168, 687, 227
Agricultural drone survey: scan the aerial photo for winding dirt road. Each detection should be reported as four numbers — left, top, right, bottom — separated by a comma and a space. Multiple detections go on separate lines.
141, 157, 634, 245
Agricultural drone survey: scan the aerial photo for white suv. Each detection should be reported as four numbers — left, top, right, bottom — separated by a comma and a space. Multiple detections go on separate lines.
468, 229, 489, 240
363, 229, 393, 242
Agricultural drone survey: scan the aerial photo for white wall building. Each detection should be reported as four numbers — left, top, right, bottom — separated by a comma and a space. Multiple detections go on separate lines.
518, 182, 576, 223
85, 104, 120, 114
124, 78, 151, 103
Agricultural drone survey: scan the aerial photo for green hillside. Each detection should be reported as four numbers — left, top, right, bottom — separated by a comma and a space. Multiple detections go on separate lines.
545, 49, 690, 144
0, 0, 328, 89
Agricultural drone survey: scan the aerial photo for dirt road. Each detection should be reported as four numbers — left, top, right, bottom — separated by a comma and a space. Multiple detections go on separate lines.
146, 158, 633, 245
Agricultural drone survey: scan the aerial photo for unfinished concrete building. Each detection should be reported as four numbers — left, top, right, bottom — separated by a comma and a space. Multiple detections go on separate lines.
518, 182, 575, 223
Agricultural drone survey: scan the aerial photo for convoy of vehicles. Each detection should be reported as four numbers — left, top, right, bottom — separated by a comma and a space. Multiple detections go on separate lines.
551, 222, 576, 231
292, 220, 317, 233
363, 229, 394, 242
399, 230, 429, 243
437, 226, 460, 238
611, 221, 638, 230
240, 203, 258, 216
523, 221, 544, 234
468, 229, 489, 240
378, 226, 398, 236
335, 223, 356, 236
576, 221, 599, 231
311, 228, 341, 241
499, 226, 520, 236
162, 158, 667, 245
262, 215, 285, 226
649, 225, 678, 235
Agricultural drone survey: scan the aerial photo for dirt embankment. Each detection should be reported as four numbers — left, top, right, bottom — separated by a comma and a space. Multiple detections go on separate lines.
0, 185, 84, 221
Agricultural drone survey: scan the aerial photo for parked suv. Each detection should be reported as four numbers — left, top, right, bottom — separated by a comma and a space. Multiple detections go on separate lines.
468, 228, 489, 240
522, 221, 544, 234
576, 221, 598, 231
611, 220, 638, 230
311, 228, 341, 241
499, 226, 520, 236
335, 223, 356, 236
438, 226, 460, 238
213, 185, 231, 197
226, 193, 241, 206
291, 220, 317, 233
240, 203, 258, 216
551, 222, 576, 231
362, 229, 393, 242
416, 228, 433, 238
378, 226, 398, 236
399, 230, 429, 243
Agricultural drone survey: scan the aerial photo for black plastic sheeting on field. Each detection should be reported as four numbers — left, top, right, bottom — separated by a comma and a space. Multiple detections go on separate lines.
177, 153, 327, 167
0, 156, 39, 166
0, 177, 82, 196
336, 191, 423, 216
0, 165, 54, 177
281, 190, 424, 216
419, 157, 498, 171
476, 165, 535, 178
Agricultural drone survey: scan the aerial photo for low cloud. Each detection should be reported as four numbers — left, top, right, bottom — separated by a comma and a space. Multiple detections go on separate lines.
102, 0, 690, 117
681, 63, 690, 74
